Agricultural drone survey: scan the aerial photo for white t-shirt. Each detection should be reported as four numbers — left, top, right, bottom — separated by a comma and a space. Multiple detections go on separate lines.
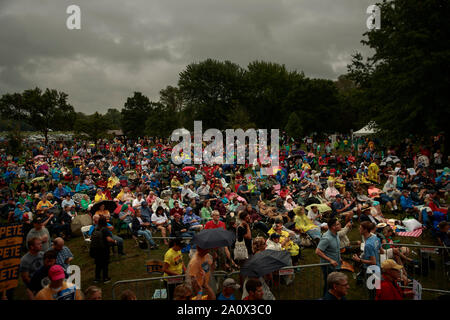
133, 198, 144, 208
151, 213, 168, 225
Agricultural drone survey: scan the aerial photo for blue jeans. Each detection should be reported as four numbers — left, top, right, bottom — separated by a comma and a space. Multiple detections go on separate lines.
137, 230, 156, 247
111, 235, 124, 254
306, 228, 322, 240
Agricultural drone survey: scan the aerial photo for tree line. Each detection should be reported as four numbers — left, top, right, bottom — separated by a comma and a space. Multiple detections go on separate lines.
1, 0, 448, 151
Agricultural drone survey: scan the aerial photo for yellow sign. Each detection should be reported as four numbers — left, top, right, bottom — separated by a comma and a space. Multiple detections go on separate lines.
0, 223, 23, 292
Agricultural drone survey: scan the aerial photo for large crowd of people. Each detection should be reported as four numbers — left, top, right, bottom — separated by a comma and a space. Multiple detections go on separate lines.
0, 132, 448, 300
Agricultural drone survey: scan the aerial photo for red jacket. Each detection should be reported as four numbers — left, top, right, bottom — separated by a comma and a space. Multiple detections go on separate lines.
375, 279, 403, 300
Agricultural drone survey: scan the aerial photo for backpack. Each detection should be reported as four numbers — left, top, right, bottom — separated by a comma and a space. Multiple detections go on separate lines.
89, 227, 106, 257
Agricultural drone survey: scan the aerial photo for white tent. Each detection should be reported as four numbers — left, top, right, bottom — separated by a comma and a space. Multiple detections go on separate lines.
353, 121, 378, 137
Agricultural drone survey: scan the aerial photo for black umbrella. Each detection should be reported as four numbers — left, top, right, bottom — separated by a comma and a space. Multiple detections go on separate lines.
92, 154, 103, 160
90, 200, 117, 214
240, 250, 292, 277
191, 229, 236, 249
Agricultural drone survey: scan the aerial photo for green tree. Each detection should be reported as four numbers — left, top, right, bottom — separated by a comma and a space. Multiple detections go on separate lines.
0, 88, 75, 145
178, 59, 246, 129
225, 103, 256, 130
103, 108, 122, 130
121, 92, 153, 138
285, 112, 304, 139
244, 61, 302, 129
347, 0, 450, 145
74, 112, 109, 141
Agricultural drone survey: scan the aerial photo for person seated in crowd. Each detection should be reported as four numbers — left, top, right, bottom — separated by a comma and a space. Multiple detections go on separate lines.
13, 202, 31, 223
400, 189, 422, 221
53, 183, 70, 202
284, 195, 298, 212
152, 206, 172, 245
94, 203, 111, 221
436, 221, 450, 247
331, 195, 354, 224
368, 183, 398, 212
94, 188, 108, 203
171, 213, 195, 238
266, 233, 283, 251
325, 180, 340, 201
170, 200, 184, 217
139, 201, 152, 223
36, 194, 54, 212
183, 207, 203, 232
131, 208, 158, 249
61, 194, 76, 212
292, 206, 322, 244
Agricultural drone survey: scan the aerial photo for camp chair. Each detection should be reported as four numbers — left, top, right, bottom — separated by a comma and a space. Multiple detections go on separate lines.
81, 225, 92, 251
113, 217, 131, 237
128, 223, 148, 249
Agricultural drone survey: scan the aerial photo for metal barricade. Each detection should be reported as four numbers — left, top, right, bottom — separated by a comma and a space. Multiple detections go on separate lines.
111, 263, 331, 300
354, 242, 450, 300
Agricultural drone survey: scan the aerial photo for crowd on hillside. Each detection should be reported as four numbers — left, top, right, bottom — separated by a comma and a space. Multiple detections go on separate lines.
0, 132, 448, 300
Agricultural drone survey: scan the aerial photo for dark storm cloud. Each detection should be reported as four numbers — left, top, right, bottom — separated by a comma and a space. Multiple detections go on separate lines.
0, 0, 375, 113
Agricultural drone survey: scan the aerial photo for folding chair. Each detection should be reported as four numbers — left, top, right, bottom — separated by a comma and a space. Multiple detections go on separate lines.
81, 225, 92, 251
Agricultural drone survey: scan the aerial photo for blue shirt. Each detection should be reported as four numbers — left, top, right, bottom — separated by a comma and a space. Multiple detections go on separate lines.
217, 293, 236, 301
362, 235, 381, 269
317, 230, 341, 269
88, 223, 113, 236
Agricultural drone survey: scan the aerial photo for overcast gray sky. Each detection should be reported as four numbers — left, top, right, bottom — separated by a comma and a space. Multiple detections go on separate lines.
0, 0, 375, 114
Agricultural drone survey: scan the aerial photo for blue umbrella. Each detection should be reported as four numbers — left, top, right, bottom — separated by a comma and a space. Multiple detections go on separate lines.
191, 229, 236, 249
241, 250, 292, 277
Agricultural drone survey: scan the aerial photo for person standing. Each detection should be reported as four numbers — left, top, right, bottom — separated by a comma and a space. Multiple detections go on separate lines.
316, 218, 342, 295
51, 237, 73, 274
26, 218, 51, 252
35, 265, 83, 300
352, 221, 381, 300
217, 278, 240, 301
375, 259, 414, 300
321, 272, 349, 300
90, 216, 116, 283
162, 238, 186, 300
242, 279, 264, 301
186, 246, 215, 300
28, 250, 57, 296
19, 238, 44, 300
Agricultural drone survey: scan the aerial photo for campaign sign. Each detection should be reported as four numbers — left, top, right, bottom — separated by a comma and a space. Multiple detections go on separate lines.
0, 223, 24, 291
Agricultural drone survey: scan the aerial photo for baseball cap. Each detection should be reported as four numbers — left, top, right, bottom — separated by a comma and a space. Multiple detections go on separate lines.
173, 213, 181, 219
223, 278, 240, 289
48, 265, 66, 281
185, 207, 192, 214
381, 259, 403, 271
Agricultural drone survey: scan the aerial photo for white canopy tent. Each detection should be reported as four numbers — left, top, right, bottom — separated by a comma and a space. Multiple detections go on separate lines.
353, 121, 378, 137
